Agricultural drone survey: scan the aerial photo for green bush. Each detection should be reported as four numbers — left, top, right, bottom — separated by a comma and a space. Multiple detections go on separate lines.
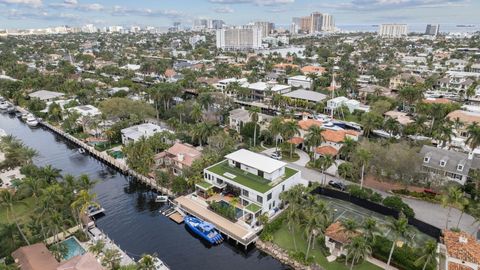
382, 196, 415, 218
209, 201, 237, 221
372, 236, 435, 270
260, 213, 286, 241
347, 185, 383, 203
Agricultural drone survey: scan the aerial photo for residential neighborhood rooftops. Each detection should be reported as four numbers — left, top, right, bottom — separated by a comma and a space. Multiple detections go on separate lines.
28, 90, 64, 101
283, 89, 327, 103
443, 230, 480, 266
11, 243, 60, 270
447, 110, 480, 125
225, 149, 286, 173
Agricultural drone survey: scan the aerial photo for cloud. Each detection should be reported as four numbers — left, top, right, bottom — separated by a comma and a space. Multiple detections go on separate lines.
208, 0, 294, 6
0, 0, 42, 7
316, 0, 470, 11
110, 5, 184, 19
6, 8, 82, 22
213, 6, 234, 13
49, 0, 103, 11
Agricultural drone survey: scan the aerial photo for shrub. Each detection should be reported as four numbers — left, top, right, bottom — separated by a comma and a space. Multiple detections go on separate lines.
209, 201, 237, 221
260, 213, 286, 241
382, 196, 415, 218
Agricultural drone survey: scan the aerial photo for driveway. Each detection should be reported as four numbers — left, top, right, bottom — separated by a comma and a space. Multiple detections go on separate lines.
261, 147, 310, 167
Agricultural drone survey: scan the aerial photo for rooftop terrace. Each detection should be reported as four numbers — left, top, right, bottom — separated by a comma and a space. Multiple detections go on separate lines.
206, 160, 298, 193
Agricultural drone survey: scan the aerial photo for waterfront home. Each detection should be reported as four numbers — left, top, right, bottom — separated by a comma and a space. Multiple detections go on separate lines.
326, 96, 370, 114
389, 73, 424, 90
314, 129, 360, 159
11, 243, 104, 270
245, 81, 291, 101
28, 90, 65, 102
301, 65, 326, 76
228, 108, 272, 133
447, 110, 480, 139
67, 105, 102, 117
324, 222, 359, 260
440, 230, 480, 270
282, 89, 327, 104
154, 142, 202, 176
419, 145, 480, 185
121, 123, 170, 145
287, 75, 313, 90
200, 149, 306, 224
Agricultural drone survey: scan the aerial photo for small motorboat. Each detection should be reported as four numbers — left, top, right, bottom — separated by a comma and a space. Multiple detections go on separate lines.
21, 113, 29, 121
86, 204, 105, 217
155, 195, 168, 203
78, 148, 86, 154
25, 116, 39, 127
0, 101, 9, 111
184, 216, 223, 245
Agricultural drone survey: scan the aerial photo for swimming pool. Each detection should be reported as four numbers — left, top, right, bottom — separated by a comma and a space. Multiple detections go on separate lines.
60, 237, 86, 260
219, 200, 243, 219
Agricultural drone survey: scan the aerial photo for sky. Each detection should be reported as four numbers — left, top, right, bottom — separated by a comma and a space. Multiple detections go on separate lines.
0, 0, 478, 29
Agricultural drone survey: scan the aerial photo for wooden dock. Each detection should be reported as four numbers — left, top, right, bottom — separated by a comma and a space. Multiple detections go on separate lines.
38, 121, 173, 196
169, 212, 184, 224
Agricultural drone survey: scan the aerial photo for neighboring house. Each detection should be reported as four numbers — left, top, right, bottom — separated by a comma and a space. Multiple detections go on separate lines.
121, 123, 170, 144
447, 110, 480, 138
301, 65, 325, 76
213, 78, 248, 96
28, 90, 65, 102
384, 111, 414, 126
282, 89, 327, 104
358, 85, 394, 100
314, 129, 360, 159
68, 105, 102, 117
389, 73, 425, 90
245, 81, 291, 101
325, 222, 359, 258
155, 142, 202, 176
441, 230, 480, 270
419, 145, 480, 185
228, 108, 272, 133
287, 75, 313, 89
108, 87, 129, 95
11, 243, 104, 270
201, 149, 306, 224
326, 96, 370, 114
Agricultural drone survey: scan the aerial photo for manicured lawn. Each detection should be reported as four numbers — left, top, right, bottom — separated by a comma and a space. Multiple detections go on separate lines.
272, 225, 382, 270
281, 152, 300, 162
0, 197, 36, 225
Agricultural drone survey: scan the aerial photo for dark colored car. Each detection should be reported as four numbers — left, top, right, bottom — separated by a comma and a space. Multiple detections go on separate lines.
328, 180, 346, 191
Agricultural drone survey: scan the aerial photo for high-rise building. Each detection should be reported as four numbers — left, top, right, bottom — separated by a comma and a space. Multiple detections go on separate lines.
379, 24, 408, 38
321, 14, 335, 32
425, 24, 440, 36
293, 12, 335, 34
193, 19, 208, 30
209, 19, 225, 30
216, 26, 263, 50
310, 12, 323, 33
254, 21, 274, 38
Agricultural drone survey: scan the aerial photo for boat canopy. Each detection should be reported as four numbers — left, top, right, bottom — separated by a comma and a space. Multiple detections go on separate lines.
199, 222, 215, 232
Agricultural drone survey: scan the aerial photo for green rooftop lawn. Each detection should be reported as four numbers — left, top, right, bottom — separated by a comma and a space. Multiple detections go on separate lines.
196, 180, 213, 190
245, 203, 262, 213
206, 161, 298, 193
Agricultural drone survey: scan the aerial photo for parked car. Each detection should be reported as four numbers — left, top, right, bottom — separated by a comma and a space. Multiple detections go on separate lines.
328, 180, 346, 191
270, 151, 282, 160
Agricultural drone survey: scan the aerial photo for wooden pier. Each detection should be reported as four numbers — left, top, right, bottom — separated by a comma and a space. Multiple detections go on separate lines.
39, 121, 173, 196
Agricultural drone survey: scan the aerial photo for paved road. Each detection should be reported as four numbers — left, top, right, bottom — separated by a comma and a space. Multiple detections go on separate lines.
262, 148, 479, 235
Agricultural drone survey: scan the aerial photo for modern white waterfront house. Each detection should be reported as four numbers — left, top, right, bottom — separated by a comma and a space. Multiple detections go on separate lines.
121, 123, 170, 145
199, 149, 306, 224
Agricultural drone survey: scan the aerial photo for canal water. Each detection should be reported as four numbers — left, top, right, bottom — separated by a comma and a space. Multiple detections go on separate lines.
0, 114, 287, 270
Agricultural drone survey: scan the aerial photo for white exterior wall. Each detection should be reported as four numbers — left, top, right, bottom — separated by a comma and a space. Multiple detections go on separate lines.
288, 77, 312, 89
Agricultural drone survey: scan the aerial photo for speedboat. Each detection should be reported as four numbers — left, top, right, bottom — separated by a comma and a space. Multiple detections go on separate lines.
78, 148, 86, 154
25, 116, 39, 127
21, 113, 29, 121
0, 101, 9, 111
155, 195, 168, 203
372, 129, 400, 140
184, 216, 223, 245
86, 204, 105, 217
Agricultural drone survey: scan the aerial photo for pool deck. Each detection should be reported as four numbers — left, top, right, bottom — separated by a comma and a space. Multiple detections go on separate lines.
175, 195, 259, 247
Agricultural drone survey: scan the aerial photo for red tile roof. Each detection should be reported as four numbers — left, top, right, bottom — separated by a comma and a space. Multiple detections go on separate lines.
288, 137, 304, 145
315, 146, 338, 156
443, 230, 480, 265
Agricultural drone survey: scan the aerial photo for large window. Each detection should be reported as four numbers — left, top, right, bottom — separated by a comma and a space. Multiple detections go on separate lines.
242, 189, 249, 197
257, 195, 263, 204
267, 193, 272, 201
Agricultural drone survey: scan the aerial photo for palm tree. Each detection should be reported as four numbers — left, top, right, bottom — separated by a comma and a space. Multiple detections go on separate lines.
319, 155, 336, 186
386, 213, 411, 269
190, 102, 203, 123
341, 218, 359, 239
41, 165, 62, 184
286, 206, 300, 251
138, 254, 156, 270
414, 240, 437, 270
466, 122, 480, 151
304, 125, 325, 158
248, 106, 261, 147
0, 190, 30, 245
268, 116, 283, 152
281, 121, 300, 158
77, 174, 97, 191
89, 240, 106, 256
441, 186, 467, 229
361, 217, 378, 242
70, 190, 99, 234
191, 122, 215, 146
102, 248, 122, 269
340, 137, 357, 161
345, 236, 372, 270
355, 148, 372, 190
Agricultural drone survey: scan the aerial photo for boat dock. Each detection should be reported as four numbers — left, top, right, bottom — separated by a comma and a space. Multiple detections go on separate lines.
88, 227, 136, 267
169, 212, 184, 224
174, 195, 259, 248
38, 120, 173, 196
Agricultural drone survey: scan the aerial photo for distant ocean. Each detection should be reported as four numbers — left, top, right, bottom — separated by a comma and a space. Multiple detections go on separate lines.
337, 23, 480, 34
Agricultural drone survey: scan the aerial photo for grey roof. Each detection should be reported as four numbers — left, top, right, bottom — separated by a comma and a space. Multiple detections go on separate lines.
419, 145, 480, 176
282, 90, 327, 103
28, 90, 64, 101
229, 108, 273, 123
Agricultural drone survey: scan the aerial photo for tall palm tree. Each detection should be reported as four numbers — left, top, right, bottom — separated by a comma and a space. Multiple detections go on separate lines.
77, 174, 97, 191
355, 148, 372, 189
414, 240, 437, 270
102, 248, 122, 269
340, 137, 357, 161
466, 122, 480, 151
0, 190, 30, 245
341, 218, 359, 239
345, 236, 372, 270
361, 217, 378, 242
190, 102, 203, 123
386, 213, 411, 269
319, 155, 336, 186
138, 254, 157, 270
304, 125, 325, 159
41, 165, 62, 184
70, 190, 99, 234
281, 121, 300, 158
88, 240, 106, 256
248, 106, 261, 147
268, 116, 283, 152
441, 186, 467, 229
191, 122, 215, 146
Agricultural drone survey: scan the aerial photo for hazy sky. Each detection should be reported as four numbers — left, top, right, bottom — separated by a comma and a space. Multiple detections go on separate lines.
0, 0, 478, 29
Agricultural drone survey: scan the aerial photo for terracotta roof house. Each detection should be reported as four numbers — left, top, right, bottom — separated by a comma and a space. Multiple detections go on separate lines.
155, 142, 202, 176
442, 230, 480, 270
325, 222, 360, 259
423, 98, 454, 104
12, 243, 60, 270
447, 110, 480, 139
301, 66, 326, 75
315, 146, 339, 157
57, 253, 104, 270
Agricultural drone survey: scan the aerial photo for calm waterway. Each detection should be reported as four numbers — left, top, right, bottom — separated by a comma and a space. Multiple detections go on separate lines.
0, 114, 287, 270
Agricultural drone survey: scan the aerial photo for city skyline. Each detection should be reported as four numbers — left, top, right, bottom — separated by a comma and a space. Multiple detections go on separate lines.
0, 0, 479, 29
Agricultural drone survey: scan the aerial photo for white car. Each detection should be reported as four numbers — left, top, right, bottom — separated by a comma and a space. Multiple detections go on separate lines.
270, 151, 282, 160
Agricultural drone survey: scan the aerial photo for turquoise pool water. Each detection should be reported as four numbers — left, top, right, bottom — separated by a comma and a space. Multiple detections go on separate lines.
61, 237, 86, 260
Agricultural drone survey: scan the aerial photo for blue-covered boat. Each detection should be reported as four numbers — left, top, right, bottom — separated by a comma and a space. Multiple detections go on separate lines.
184, 216, 223, 245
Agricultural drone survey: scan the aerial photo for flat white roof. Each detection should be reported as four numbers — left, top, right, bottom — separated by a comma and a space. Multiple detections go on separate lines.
225, 149, 286, 173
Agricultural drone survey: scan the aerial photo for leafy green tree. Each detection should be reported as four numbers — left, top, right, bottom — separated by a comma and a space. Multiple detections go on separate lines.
248, 106, 261, 147
281, 121, 300, 158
